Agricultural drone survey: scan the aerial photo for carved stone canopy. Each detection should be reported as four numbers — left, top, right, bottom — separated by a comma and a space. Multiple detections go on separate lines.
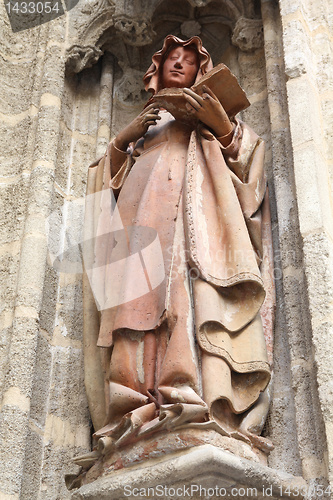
65, 0, 264, 74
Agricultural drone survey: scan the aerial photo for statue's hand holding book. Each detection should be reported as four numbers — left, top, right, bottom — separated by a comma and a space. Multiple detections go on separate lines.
152, 63, 250, 124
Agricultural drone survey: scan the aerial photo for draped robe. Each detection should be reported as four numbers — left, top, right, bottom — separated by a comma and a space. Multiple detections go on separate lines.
83, 109, 275, 452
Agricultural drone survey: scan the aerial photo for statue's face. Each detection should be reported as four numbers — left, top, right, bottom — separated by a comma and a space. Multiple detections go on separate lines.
161, 46, 199, 89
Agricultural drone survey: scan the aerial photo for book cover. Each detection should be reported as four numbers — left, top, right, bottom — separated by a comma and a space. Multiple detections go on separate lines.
152, 63, 250, 124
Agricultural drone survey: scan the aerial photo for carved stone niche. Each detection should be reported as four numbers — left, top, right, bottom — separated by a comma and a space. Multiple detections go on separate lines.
62, 1, 310, 499
65, 0, 264, 74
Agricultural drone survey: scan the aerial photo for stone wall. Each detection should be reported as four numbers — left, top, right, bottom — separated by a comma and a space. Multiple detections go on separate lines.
261, 0, 330, 488
0, 0, 332, 498
279, 0, 333, 486
0, 10, 91, 500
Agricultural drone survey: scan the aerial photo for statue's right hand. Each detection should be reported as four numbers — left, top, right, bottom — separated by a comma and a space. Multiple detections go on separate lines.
114, 104, 161, 151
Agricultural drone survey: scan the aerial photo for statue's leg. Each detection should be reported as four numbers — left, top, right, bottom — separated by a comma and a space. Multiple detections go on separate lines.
157, 291, 202, 403
156, 196, 202, 402
158, 317, 200, 393
105, 328, 169, 424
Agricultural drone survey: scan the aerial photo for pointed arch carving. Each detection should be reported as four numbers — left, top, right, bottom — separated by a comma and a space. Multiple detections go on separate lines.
65, 0, 263, 74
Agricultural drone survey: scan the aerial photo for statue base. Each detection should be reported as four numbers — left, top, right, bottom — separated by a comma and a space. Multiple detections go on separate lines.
68, 433, 306, 499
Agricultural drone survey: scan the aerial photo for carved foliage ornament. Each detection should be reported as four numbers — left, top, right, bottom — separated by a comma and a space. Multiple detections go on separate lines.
66, 45, 104, 73
231, 17, 264, 52
113, 15, 156, 46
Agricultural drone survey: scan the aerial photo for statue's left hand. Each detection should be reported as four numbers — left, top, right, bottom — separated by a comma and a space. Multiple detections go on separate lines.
183, 86, 234, 141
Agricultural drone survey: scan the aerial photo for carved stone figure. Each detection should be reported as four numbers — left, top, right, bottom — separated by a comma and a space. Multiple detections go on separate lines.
79, 35, 275, 476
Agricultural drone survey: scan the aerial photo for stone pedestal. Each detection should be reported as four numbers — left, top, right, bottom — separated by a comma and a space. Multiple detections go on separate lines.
70, 445, 307, 500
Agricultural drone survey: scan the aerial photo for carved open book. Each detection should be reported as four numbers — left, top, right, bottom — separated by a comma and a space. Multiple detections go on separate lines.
152, 63, 250, 123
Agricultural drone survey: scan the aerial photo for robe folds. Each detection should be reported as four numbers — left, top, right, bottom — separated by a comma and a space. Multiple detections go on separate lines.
83, 110, 275, 451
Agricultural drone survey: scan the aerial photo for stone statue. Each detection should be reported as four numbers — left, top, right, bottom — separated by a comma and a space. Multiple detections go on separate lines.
78, 35, 275, 476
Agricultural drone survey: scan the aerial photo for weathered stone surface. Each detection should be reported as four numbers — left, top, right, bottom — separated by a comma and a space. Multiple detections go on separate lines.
20, 426, 44, 500
71, 445, 306, 500
238, 49, 268, 96
28, 332, 52, 427
279, 0, 333, 487
283, 20, 311, 79
0, 406, 30, 496
232, 17, 264, 52
1, 0, 333, 497
0, 120, 33, 177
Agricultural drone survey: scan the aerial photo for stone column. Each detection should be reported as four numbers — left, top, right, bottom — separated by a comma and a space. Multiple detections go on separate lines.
0, 15, 68, 499
261, 0, 329, 485
95, 53, 115, 158
278, 0, 333, 488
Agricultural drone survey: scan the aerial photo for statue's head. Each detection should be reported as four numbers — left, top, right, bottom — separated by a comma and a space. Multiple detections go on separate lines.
143, 35, 213, 94
161, 45, 199, 89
